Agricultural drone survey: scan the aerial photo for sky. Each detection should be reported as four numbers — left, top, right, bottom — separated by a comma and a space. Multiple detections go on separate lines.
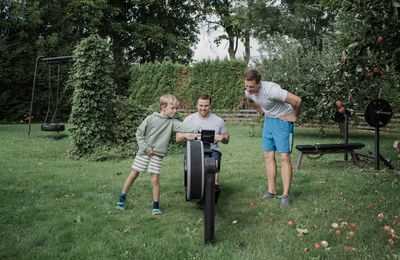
192, 26, 262, 64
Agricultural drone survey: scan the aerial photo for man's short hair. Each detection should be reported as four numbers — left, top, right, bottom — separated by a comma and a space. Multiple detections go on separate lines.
160, 94, 179, 108
244, 69, 261, 83
197, 93, 212, 105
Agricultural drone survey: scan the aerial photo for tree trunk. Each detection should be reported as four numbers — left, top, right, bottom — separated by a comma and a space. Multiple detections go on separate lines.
243, 29, 250, 64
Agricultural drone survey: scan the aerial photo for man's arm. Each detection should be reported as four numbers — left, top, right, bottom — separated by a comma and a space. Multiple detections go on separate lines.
247, 98, 266, 117
215, 131, 230, 144
280, 92, 302, 122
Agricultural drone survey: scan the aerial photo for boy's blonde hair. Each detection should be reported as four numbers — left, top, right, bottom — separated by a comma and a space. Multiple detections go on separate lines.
160, 94, 179, 108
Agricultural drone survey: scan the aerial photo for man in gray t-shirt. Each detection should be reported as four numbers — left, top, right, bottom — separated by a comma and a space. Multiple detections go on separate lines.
176, 94, 229, 184
244, 69, 302, 207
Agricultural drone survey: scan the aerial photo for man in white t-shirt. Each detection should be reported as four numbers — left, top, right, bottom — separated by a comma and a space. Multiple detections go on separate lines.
244, 69, 302, 207
176, 94, 230, 184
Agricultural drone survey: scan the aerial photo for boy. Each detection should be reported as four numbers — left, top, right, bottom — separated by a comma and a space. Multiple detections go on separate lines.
116, 94, 201, 215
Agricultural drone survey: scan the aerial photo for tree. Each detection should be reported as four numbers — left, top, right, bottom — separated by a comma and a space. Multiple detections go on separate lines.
251, 0, 336, 49
200, 0, 248, 61
321, 0, 400, 112
0, 0, 201, 122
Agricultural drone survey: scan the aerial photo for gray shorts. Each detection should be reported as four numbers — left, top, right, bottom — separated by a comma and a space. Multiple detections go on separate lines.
132, 153, 163, 174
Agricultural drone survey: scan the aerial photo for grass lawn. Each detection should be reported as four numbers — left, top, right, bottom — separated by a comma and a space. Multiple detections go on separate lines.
1, 123, 400, 259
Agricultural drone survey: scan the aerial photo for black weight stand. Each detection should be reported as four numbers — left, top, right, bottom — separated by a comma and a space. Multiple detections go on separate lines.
355, 124, 394, 170
355, 99, 394, 170
204, 157, 216, 245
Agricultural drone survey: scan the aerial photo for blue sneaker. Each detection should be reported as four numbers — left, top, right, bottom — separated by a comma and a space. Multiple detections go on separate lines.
152, 208, 162, 216
116, 201, 126, 211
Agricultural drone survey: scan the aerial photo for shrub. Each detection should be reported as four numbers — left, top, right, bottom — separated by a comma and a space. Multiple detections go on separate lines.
67, 35, 116, 158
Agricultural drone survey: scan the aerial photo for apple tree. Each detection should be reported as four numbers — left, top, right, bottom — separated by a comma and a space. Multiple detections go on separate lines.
322, 0, 400, 113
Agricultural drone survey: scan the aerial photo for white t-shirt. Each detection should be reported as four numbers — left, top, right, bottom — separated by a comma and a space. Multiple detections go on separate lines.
183, 113, 227, 153
245, 81, 293, 118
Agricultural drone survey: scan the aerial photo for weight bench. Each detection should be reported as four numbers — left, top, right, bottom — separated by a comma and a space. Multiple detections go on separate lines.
295, 143, 365, 169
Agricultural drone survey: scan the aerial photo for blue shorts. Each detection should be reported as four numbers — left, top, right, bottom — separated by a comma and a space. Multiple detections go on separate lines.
262, 118, 294, 153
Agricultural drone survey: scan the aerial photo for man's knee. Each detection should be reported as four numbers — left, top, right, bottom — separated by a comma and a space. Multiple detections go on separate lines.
280, 153, 291, 163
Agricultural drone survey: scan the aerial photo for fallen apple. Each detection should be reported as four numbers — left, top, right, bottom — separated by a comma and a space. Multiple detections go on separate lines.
320, 241, 329, 248
335, 230, 342, 235
350, 222, 356, 228
269, 217, 275, 223
388, 238, 395, 245
384, 226, 391, 231
250, 201, 255, 206
332, 223, 339, 228
377, 213, 384, 218
348, 231, 355, 236
288, 220, 294, 227
314, 243, 320, 249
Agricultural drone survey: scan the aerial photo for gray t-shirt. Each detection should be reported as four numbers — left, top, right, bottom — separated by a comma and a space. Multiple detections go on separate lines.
183, 113, 227, 153
245, 81, 293, 118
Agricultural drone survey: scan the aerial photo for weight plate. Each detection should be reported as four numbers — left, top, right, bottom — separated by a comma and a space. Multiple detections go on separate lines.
364, 99, 392, 127
331, 111, 345, 123
186, 140, 205, 202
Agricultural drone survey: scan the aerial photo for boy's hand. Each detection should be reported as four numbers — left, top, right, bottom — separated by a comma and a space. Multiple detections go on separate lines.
147, 148, 154, 157
184, 133, 197, 141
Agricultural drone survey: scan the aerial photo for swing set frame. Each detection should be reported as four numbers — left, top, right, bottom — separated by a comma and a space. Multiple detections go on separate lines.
27, 55, 74, 136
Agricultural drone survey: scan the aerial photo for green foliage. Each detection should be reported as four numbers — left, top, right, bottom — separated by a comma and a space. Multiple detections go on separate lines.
185, 59, 247, 109
321, 0, 400, 112
112, 96, 150, 157
130, 60, 186, 108
67, 35, 116, 158
255, 36, 336, 124
129, 59, 247, 111
0, 0, 200, 123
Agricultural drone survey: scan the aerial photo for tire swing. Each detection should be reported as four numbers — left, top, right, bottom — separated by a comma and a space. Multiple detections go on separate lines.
28, 56, 73, 135
184, 130, 217, 245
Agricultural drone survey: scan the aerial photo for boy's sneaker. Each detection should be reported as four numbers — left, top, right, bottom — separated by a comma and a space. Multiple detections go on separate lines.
259, 191, 277, 199
280, 195, 291, 207
116, 201, 126, 211
152, 208, 162, 216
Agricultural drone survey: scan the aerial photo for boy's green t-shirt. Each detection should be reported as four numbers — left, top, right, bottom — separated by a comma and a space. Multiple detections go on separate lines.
136, 112, 199, 157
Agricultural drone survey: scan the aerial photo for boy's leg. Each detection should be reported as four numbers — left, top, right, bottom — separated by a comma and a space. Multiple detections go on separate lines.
117, 169, 140, 211
148, 154, 163, 215
150, 174, 160, 203
122, 169, 140, 194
